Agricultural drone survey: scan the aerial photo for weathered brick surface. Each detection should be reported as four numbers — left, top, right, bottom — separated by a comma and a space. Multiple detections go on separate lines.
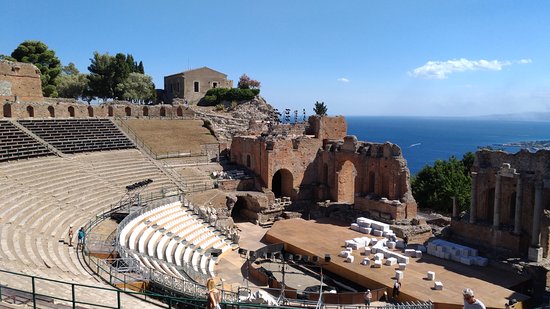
0, 60, 43, 102
230, 115, 417, 220
1, 101, 193, 119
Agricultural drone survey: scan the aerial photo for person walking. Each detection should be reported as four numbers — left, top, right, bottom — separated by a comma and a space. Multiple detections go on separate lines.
67, 225, 74, 247
463, 288, 486, 309
364, 289, 372, 308
206, 278, 221, 309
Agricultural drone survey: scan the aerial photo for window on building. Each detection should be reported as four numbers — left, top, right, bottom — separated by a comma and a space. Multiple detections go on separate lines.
212, 82, 218, 88
194, 81, 200, 92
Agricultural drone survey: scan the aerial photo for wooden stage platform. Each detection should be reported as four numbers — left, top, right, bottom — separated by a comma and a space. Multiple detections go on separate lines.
265, 218, 529, 309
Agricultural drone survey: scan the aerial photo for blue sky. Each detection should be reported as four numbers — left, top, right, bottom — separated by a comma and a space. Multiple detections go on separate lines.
1, 0, 550, 117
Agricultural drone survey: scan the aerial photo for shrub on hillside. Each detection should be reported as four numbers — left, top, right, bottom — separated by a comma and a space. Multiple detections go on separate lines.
200, 88, 260, 106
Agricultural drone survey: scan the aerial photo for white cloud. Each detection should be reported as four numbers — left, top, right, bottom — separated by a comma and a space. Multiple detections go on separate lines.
409, 58, 531, 79
337, 77, 350, 83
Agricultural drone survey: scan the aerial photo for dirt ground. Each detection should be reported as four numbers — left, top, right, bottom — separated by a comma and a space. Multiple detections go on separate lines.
124, 119, 217, 155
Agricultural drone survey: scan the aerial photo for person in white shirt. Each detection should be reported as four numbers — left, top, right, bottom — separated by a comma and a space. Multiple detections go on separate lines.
463, 288, 486, 309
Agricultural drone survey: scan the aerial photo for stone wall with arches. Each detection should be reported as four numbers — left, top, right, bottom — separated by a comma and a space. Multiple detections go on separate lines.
0, 101, 193, 119
230, 116, 417, 220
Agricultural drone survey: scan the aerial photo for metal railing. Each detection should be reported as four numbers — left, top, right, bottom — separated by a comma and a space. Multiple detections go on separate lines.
81, 190, 238, 304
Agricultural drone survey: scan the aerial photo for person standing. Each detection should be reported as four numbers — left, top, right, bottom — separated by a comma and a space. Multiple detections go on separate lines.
77, 227, 85, 250
67, 225, 74, 247
206, 278, 221, 309
463, 288, 486, 309
392, 280, 401, 300
364, 289, 372, 308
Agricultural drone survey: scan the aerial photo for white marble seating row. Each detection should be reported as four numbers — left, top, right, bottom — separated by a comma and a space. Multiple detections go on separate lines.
119, 201, 231, 278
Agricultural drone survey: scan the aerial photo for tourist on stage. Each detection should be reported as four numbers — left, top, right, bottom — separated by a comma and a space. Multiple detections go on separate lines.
364, 289, 372, 308
463, 288, 486, 309
392, 280, 401, 300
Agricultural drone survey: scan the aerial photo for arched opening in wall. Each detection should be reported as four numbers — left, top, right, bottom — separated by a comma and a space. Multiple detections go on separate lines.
368, 171, 376, 193
26, 106, 34, 118
88, 106, 94, 117
143, 106, 149, 117
108, 106, 114, 117
484, 188, 495, 223
68, 106, 75, 117
231, 197, 249, 223
3, 103, 12, 117
272, 169, 293, 198
177, 106, 183, 117
48, 106, 55, 118
160, 107, 166, 117
337, 160, 357, 203
246, 155, 251, 168
381, 173, 389, 197
323, 163, 329, 185
508, 192, 516, 223
125, 106, 131, 117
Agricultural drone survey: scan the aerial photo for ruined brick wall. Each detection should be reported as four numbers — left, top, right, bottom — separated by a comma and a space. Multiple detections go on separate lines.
230, 116, 417, 220
1, 101, 193, 119
0, 60, 43, 102
230, 135, 322, 199
452, 149, 550, 257
316, 136, 416, 220
307, 115, 347, 140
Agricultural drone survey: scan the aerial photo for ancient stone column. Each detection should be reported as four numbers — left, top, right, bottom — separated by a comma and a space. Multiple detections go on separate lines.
493, 174, 502, 229
530, 181, 544, 247
469, 172, 477, 224
452, 196, 458, 218
513, 176, 523, 235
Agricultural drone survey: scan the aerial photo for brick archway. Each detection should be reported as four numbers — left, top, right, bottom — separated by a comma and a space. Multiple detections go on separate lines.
272, 169, 293, 198
26, 106, 34, 118
336, 160, 357, 203
48, 106, 55, 117
231, 196, 249, 223
125, 106, 131, 117
108, 106, 114, 117
88, 106, 94, 117
3, 103, 11, 117
68, 106, 75, 117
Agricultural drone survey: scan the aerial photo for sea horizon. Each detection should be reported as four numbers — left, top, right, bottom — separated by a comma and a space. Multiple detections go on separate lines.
344, 115, 550, 175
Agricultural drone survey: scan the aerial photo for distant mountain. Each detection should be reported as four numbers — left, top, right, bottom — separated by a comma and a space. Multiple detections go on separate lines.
476, 112, 550, 121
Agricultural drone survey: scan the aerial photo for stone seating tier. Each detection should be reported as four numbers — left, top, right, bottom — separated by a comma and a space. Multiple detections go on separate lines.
18, 119, 135, 154
0, 120, 53, 162
0, 149, 179, 291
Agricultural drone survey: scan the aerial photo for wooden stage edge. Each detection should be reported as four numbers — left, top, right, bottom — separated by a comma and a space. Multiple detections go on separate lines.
264, 218, 529, 309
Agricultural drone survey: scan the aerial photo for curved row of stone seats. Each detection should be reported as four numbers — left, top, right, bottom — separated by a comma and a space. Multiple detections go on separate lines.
119, 202, 232, 279
0, 120, 53, 162
0, 150, 178, 292
73, 149, 177, 194
18, 118, 134, 154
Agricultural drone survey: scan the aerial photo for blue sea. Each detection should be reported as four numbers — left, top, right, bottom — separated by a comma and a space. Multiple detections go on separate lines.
345, 116, 550, 175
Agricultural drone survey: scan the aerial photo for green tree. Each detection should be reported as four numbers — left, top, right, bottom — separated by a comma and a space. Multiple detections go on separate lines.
87, 51, 115, 100
115, 72, 155, 103
412, 152, 474, 213
10, 40, 61, 97
313, 101, 328, 116
57, 63, 88, 99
